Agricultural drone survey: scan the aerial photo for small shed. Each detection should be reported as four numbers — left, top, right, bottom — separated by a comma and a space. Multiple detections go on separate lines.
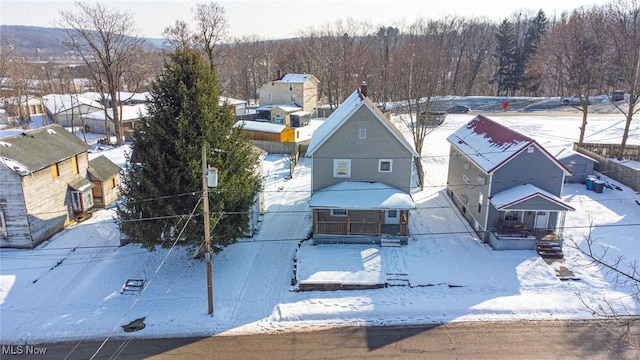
554, 147, 598, 183
235, 120, 296, 143
87, 155, 122, 208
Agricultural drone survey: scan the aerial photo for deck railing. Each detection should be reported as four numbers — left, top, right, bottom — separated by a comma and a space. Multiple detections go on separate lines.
316, 221, 379, 236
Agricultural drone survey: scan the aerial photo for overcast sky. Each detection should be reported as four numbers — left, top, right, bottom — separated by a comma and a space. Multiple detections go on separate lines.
1, 0, 607, 40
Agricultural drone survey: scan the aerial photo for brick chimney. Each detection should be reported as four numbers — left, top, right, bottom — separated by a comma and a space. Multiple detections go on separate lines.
360, 81, 368, 97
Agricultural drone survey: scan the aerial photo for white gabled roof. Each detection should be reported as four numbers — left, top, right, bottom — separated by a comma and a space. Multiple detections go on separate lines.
309, 181, 415, 210
42, 94, 104, 114
234, 120, 287, 134
490, 183, 575, 211
83, 104, 147, 121
554, 147, 599, 163
307, 90, 418, 157
279, 74, 316, 83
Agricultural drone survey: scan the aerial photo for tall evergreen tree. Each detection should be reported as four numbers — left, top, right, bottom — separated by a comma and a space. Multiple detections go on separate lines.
521, 10, 549, 93
117, 48, 259, 253
493, 19, 517, 96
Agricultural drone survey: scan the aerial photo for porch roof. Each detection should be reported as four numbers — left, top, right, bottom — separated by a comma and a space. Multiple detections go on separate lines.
490, 183, 575, 211
309, 181, 415, 210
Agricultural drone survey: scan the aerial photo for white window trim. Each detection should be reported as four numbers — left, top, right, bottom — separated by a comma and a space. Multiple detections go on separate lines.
378, 159, 393, 173
331, 209, 348, 217
359, 128, 366, 139
333, 159, 351, 177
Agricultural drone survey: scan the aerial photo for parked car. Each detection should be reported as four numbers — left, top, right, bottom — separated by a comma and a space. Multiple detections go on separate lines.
611, 90, 625, 101
562, 95, 591, 106
446, 105, 471, 113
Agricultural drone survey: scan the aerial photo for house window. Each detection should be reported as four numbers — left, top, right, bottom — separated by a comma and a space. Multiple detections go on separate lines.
378, 159, 393, 172
387, 209, 398, 218
478, 193, 483, 213
0, 210, 5, 237
333, 159, 351, 177
267, 93, 272, 101
504, 211, 520, 221
463, 174, 470, 185
51, 163, 60, 178
71, 155, 79, 175
527, 146, 534, 153
110, 177, 116, 189
331, 209, 347, 217
463, 158, 470, 169
359, 128, 366, 139
290, 95, 295, 102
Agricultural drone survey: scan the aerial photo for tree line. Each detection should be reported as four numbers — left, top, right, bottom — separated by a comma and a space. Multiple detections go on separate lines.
1, 0, 638, 154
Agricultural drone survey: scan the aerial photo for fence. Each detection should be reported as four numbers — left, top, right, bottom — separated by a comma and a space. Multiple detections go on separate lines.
574, 143, 640, 192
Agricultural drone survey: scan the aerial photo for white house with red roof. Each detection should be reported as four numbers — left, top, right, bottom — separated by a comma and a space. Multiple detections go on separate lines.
446, 115, 574, 254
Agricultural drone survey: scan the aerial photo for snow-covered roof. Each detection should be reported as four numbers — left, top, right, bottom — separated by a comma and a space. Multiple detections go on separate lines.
291, 111, 309, 116
42, 94, 104, 114
0, 124, 89, 173
279, 74, 317, 83
309, 181, 415, 210
83, 104, 147, 121
554, 147, 598, 163
490, 183, 575, 211
235, 120, 288, 134
220, 96, 247, 106
307, 90, 418, 157
447, 115, 570, 174
273, 105, 302, 112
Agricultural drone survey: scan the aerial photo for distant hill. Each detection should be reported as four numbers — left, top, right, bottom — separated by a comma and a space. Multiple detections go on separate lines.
0, 25, 163, 59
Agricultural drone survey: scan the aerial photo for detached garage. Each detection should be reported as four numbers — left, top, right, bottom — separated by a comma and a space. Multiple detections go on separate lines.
555, 147, 598, 183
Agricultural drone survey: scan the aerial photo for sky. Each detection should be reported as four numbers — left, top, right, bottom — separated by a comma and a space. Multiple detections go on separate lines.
1, 96, 640, 347
1, 0, 608, 40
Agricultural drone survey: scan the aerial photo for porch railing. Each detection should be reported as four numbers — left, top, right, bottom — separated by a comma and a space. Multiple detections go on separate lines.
316, 221, 379, 236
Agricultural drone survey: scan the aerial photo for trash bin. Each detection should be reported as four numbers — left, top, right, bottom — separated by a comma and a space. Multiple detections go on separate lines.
585, 176, 597, 191
593, 180, 604, 193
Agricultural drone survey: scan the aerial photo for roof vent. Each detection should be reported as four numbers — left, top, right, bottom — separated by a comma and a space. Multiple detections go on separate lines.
47, 129, 57, 135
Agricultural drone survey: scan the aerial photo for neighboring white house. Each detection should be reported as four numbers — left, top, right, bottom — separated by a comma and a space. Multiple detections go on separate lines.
42, 94, 104, 130
81, 104, 148, 135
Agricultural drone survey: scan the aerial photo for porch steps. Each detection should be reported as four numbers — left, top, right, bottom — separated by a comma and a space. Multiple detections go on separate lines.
536, 241, 563, 259
380, 237, 402, 247
386, 272, 409, 287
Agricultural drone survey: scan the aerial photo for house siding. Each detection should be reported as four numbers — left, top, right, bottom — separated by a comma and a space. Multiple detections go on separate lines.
0, 169, 31, 247
15, 153, 89, 247
258, 76, 319, 113
312, 106, 413, 193
446, 145, 490, 230
491, 146, 564, 196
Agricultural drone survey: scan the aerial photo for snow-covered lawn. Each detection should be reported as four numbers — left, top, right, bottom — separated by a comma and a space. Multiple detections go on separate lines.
1, 111, 639, 345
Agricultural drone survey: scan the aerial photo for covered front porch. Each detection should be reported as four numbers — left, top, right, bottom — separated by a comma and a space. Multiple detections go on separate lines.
487, 183, 575, 252
309, 181, 415, 245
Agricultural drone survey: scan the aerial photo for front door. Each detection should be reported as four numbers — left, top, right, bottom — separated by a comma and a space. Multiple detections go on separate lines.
385, 209, 399, 225
534, 211, 548, 229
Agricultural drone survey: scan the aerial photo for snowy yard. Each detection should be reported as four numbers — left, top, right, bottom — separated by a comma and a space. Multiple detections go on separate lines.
1, 110, 640, 344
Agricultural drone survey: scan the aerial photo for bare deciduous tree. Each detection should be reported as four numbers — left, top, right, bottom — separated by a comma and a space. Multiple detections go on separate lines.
58, 1, 145, 146
603, 0, 640, 159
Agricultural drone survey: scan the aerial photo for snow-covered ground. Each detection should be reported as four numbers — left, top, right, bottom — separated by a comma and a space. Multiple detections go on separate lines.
1, 109, 640, 346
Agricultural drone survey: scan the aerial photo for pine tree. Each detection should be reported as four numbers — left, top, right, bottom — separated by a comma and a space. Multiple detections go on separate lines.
117, 48, 259, 253
493, 19, 517, 96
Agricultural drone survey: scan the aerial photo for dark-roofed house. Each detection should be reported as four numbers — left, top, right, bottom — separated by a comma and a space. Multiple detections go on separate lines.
446, 115, 574, 253
88, 155, 121, 208
307, 87, 418, 245
0, 124, 93, 248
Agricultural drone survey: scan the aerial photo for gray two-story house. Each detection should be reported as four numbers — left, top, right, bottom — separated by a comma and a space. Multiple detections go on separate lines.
307, 87, 418, 244
446, 115, 574, 251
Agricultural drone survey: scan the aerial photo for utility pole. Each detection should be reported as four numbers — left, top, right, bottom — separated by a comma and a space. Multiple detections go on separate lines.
202, 144, 213, 315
